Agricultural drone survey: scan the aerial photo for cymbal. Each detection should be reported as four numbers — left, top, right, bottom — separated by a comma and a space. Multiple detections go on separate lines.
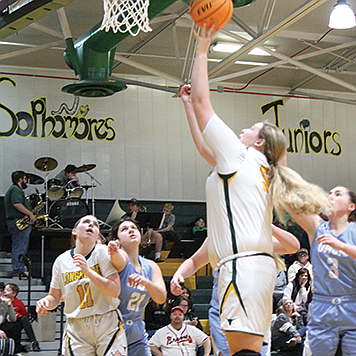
26, 173, 44, 185
34, 157, 58, 171
73, 164, 96, 173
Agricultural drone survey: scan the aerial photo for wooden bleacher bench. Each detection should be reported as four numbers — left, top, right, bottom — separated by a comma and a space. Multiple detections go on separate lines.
200, 319, 210, 335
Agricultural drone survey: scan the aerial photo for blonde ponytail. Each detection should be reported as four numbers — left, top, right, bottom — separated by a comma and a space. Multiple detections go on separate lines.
270, 165, 327, 222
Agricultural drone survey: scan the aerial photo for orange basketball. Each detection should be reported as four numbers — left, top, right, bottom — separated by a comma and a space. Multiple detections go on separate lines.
190, 0, 233, 30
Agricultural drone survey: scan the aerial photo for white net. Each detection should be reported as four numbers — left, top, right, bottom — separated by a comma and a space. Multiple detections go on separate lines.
100, 0, 152, 37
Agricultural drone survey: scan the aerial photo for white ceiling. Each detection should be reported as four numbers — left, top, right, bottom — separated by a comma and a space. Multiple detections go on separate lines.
1, 0, 356, 101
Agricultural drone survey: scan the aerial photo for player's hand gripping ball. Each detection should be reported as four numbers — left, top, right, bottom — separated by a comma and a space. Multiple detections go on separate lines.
190, 0, 233, 30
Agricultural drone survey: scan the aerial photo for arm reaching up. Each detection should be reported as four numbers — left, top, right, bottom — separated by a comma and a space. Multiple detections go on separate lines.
181, 84, 216, 167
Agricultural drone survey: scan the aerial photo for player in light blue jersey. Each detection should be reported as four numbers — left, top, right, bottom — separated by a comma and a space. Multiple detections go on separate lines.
287, 186, 356, 356
108, 217, 166, 356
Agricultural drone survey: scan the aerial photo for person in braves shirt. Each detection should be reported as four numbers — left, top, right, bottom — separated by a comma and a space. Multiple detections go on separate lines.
286, 186, 356, 356
149, 306, 210, 356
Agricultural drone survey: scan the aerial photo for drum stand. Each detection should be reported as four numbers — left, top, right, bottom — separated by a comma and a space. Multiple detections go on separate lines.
43, 173, 64, 229
41, 171, 64, 279
84, 171, 111, 228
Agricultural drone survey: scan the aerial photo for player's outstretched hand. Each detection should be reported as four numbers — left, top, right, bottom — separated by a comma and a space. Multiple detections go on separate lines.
170, 273, 185, 296
193, 23, 217, 54
36, 298, 49, 316
180, 84, 191, 105
108, 240, 120, 255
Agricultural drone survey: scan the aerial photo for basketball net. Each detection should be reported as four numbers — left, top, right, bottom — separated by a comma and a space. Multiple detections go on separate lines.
100, 0, 152, 36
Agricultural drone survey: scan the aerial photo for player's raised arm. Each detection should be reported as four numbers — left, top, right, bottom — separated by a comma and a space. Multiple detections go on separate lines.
190, 25, 217, 132
181, 84, 216, 167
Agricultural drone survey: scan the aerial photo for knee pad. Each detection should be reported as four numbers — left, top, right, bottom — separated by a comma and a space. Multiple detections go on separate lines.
232, 350, 261, 356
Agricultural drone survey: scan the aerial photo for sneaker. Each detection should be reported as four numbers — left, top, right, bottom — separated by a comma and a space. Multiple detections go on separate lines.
18, 272, 29, 280
31, 341, 41, 352
154, 258, 164, 263
15, 344, 29, 353
286, 337, 297, 347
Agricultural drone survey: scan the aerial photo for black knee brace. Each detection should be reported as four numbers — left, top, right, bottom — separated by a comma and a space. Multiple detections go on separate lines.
232, 350, 261, 356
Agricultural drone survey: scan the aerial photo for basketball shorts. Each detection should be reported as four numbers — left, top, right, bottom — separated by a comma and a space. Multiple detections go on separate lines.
63, 309, 127, 356
308, 295, 356, 356
218, 253, 275, 343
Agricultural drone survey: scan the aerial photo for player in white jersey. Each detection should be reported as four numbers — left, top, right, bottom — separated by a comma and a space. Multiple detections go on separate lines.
108, 217, 166, 356
286, 186, 356, 356
171, 226, 300, 356
150, 306, 210, 356
36, 215, 127, 356
180, 25, 326, 356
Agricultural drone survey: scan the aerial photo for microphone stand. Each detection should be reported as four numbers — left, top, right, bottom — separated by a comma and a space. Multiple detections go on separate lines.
84, 171, 111, 228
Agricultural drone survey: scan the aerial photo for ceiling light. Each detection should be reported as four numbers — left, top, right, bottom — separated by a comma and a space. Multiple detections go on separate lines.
235, 60, 268, 66
207, 58, 268, 66
213, 43, 270, 56
329, 0, 356, 29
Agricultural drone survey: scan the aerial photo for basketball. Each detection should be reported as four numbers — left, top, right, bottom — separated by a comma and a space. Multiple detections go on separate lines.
190, 0, 233, 30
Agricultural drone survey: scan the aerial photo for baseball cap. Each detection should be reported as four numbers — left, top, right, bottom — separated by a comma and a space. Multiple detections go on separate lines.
171, 306, 184, 314
297, 248, 309, 256
129, 198, 139, 206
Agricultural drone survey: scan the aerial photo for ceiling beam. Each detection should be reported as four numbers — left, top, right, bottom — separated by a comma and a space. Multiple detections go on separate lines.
208, 0, 329, 78
114, 53, 184, 85
0, 39, 63, 60
258, 0, 276, 35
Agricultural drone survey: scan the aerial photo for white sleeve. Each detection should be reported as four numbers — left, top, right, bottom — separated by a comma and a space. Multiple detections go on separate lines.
149, 328, 163, 348
297, 287, 308, 304
50, 256, 62, 290
283, 282, 293, 301
189, 325, 209, 346
97, 245, 118, 277
287, 264, 298, 283
203, 114, 246, 174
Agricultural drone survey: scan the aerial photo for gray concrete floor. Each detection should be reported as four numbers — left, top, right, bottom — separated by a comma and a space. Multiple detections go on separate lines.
18, 340, 60, 356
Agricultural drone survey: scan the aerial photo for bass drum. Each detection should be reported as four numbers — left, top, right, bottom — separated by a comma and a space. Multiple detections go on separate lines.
49, 198, 89, 228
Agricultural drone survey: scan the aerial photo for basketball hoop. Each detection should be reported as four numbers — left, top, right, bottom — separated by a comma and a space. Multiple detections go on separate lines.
100, 0, 152, 36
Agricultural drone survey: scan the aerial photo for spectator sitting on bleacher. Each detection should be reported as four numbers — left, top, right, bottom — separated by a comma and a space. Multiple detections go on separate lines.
147, 203, 180, 262
150, 306, 211, 356
171, 294, 203, 331
287, 248, 313, 284
189, 217, 208, 257
283, 267, 312, 312
3, 283, 40, 352
145, 298, 170, 338
125, 198, 141, 220
193, 217, 207, 236
0, 281, 21, 353
271, 299, 306, 352
273, 266, 288, 313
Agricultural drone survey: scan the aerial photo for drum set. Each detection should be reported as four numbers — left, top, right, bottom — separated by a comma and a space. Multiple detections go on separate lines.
27, 157, 99, 229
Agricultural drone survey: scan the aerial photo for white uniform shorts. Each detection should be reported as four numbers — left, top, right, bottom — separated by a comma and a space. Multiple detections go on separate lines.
218, 253, 276, 343
63, 309, 127, 356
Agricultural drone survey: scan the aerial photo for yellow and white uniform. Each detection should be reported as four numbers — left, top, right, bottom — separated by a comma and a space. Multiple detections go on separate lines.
203, 114, 275, 340
51, 244, 127, 356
